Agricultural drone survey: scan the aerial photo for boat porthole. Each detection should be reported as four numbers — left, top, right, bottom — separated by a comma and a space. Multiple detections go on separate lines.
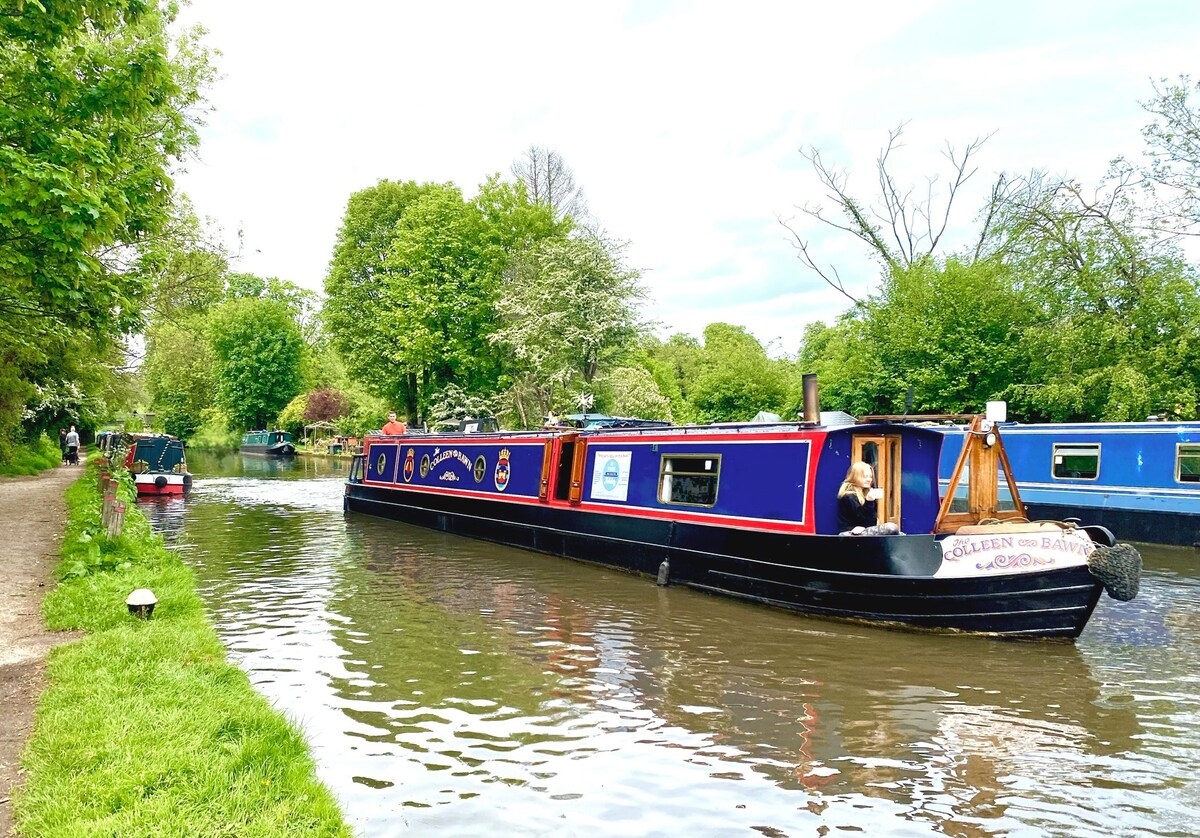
420, 454, 430, 478
376, 453, 386, 474
473, 455, 487, 483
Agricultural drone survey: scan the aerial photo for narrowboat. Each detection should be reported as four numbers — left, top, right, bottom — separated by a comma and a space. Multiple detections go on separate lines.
344, 390, 1142, 639
122, 433, 192, 496
240, 429, 296, 456
937, 420, 1200, 548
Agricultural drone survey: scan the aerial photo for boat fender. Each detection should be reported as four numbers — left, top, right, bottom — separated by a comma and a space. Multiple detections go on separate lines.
1086, 543, 1142, 602
656, 559, 670, 587
154, 475, 168, 488
1081, 525, 1116, 548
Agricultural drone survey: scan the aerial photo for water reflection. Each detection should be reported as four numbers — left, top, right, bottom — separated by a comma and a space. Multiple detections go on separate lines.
151, 452, 1200, 837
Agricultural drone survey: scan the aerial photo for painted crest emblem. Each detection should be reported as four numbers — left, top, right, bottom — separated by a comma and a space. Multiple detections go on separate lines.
494, 448, 511, 491
403, 448, 415, 482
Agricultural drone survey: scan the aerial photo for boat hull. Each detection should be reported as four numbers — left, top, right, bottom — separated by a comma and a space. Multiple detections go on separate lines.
133, 472, 190, 496
1022, 501, 1200, 548
345, 483, 1105, 638
240, 443, 296, 456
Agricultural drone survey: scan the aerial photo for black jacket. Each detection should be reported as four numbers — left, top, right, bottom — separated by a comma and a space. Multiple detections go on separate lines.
837, 493, 877, 531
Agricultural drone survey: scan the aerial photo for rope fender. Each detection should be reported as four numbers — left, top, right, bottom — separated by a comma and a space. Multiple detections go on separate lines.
1087, 542, 1142, 602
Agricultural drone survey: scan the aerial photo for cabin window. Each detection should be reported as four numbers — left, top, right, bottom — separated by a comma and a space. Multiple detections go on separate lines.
659, 455, 720, 507
1178, 444, 1200, 483
1052, 443, 1100, 480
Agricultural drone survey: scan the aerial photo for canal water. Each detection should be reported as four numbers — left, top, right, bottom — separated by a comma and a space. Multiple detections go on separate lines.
144, 452, 1200, 837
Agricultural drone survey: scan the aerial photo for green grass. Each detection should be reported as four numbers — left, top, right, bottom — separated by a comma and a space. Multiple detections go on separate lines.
16, 463, 352, 837
0, 433, 63, 476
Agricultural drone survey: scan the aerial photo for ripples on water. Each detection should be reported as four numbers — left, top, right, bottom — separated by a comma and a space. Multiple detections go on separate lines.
142, 453, 1200, 837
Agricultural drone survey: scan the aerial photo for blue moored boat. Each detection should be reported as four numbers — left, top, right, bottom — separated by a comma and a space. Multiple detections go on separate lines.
344, 386, 1144, 639
937, 420, 1200, 547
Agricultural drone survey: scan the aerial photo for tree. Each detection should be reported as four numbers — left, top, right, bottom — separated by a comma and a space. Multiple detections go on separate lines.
690, 324, 793, 422
491, 233, 646, 425
208, 297, 304, 429
323, 177, 563, 425
780, 123, 992, 303
0, 0, 213, 334
0, 1, 213, 463
1139, 75, 1200, 236
142, 317, 216, 439
511, 145, 589, 225
595, 366, 673, 421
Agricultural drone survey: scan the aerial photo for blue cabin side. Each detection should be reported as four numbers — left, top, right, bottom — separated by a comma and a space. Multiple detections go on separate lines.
361, 423, 948, 537
937, 422, 1200, 515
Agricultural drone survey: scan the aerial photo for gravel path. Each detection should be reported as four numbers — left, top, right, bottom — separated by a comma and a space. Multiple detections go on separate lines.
0, 463, 82, 836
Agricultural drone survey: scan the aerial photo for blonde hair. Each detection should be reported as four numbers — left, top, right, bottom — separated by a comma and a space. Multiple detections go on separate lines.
837, 461, 874, 504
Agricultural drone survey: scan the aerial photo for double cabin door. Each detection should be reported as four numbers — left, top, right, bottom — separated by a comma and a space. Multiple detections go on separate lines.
852, 434, 901, 527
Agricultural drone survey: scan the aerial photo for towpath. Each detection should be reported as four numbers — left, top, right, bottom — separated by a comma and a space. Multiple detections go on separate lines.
0, 464, 81, 837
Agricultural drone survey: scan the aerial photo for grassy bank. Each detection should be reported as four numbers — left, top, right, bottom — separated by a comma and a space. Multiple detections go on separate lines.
0, 433, 62, 476
16, 462, 351, 836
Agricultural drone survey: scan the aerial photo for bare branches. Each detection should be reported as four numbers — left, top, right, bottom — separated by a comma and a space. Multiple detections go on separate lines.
782, 123, 993, 301
511, 145, 589, 225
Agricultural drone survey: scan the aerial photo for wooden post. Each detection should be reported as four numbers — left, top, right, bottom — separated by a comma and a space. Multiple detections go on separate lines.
107, 501, 126, 538
102, 490, 115, 528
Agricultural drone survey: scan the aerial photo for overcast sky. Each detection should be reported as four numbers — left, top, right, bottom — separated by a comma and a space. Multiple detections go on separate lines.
173, 1, 1200, 354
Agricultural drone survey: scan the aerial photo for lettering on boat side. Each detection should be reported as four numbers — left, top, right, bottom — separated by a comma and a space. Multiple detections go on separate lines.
430, 448, 473, 470
938, 530, 1096, 576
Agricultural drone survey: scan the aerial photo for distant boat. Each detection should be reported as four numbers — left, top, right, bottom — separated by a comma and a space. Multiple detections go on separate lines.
240, 429, 296, 456
123, 434, 192, 495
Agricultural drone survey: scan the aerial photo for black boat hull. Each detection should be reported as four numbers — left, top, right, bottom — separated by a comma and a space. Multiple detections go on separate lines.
345, 484, 1105, 639
240, 443, 296, 456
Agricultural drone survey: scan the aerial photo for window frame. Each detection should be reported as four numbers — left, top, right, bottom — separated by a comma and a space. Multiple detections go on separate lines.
1176, 442, 1200, 484
658, 453, 721, 508
1051, 443, 1101, 481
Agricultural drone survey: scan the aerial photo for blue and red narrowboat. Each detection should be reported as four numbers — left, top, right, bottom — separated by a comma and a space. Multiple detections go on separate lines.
344, 406, 1142, 639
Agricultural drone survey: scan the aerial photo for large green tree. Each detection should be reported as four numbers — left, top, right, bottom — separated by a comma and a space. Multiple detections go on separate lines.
208, 297, 304, 430
323, 177, 563, 424
491, 232, 646, 425
688, 324, 793, 422
0, 0, 212, 457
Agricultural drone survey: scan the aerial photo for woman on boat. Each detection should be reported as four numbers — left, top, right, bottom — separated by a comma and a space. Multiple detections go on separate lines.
837, 461, 899, 535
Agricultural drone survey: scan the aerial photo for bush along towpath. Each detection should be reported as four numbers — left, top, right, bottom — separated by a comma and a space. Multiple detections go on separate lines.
10, 457, 351, 837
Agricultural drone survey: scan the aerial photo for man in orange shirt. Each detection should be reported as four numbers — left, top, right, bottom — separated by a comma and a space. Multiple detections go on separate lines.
382, 412, 407, 435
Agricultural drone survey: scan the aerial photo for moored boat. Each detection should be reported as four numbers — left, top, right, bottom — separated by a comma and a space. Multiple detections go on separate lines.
936, 418, 1200, 548
240, 429, 296, 456
344, 387, 1143, 639
122, 433, 192, 496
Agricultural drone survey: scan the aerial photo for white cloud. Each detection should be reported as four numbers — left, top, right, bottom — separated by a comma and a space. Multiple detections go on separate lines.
174, 0, 1200, 352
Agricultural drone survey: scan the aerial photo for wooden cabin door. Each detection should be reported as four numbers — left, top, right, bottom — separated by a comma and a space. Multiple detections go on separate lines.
852, 435, 901, 526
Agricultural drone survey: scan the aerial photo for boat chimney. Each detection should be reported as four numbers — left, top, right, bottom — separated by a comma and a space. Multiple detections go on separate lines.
802, 374, 820, 423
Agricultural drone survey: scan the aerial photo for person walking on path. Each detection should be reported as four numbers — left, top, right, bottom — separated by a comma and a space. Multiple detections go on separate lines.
0, 465, 81, 836
63, 426, 80, 466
